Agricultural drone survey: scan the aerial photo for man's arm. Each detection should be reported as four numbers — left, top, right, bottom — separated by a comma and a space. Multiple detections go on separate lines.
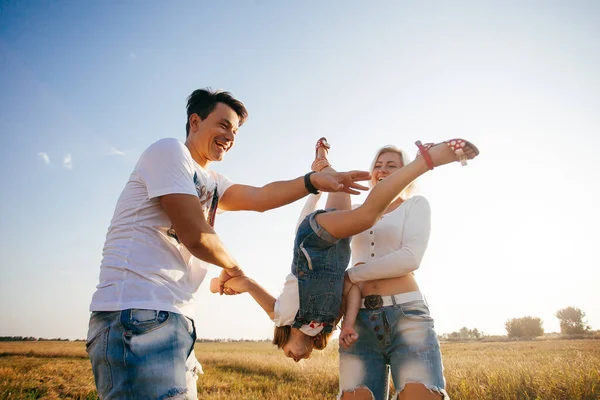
219, 170, 371, 212
159, 193, 243, 291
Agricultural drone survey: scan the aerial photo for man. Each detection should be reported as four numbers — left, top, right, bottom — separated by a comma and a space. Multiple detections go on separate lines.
86, 88, 370, 399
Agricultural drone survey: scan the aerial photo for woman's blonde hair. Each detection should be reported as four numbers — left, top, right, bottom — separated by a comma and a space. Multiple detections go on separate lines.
369, 145, 416, 199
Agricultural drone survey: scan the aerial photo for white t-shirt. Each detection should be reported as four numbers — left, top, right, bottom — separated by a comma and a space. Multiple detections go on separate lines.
272, 194, 431, 333
89, 138, 234, 319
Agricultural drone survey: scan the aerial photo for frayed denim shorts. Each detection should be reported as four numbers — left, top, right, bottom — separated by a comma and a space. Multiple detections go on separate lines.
86, 309, 202, 399
338, 294, 448, 400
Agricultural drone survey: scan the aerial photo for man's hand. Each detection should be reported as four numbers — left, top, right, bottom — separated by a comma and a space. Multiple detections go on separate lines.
310, 170, 371, 195
217, 267, 245, 295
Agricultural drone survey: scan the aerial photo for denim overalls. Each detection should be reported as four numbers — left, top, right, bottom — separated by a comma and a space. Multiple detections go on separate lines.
291, 209, 351, 333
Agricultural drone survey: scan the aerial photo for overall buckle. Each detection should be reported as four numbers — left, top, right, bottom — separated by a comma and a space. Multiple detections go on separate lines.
364, 295, 384, 310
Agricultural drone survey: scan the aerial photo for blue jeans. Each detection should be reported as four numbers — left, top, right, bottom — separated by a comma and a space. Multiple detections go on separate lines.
86, 309, 201, 399
339, 299, 448, 400
292, 209, 351, 331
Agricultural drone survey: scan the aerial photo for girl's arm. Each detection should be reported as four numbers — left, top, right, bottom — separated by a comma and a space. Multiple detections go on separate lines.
346, 196, 431, 283
211, 276, 276, 320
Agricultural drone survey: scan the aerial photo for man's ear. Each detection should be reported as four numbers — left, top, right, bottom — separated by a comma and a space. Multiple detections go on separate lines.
188, 113, 203, 131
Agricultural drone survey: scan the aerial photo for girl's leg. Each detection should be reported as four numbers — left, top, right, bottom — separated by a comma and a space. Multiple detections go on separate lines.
313, 139, 351, 212
321, 163, 351, 211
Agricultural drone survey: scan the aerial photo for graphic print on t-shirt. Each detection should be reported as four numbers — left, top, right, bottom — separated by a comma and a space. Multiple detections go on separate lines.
167, 172, 219, 243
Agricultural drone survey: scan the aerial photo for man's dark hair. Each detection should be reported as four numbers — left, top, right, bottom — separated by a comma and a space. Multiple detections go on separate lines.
185, 88, 248, 137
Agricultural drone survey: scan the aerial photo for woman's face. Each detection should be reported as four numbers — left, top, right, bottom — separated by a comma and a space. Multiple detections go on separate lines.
282, 330, 314, 362
372, 151, 404, 186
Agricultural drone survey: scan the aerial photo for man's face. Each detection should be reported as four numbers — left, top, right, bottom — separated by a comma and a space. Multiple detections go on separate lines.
188, 102, 240, 164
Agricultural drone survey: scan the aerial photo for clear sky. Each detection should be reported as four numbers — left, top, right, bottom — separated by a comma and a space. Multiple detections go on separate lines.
0, 0, 598, 340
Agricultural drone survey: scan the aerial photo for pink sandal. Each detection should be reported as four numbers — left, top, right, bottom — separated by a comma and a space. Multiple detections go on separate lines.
315, 137, 330, 158
312, 137, 331, 172
415, 139, 479, 170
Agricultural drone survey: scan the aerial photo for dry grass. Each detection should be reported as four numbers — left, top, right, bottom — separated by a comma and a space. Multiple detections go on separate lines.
0, 339, 598, 399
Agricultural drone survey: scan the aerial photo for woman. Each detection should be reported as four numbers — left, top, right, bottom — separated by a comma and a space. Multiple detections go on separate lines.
338, 143, 458, 400
213, 138, 477, 371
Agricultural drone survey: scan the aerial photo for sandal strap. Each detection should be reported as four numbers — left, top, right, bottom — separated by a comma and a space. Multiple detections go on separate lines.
415, 141, 434, 170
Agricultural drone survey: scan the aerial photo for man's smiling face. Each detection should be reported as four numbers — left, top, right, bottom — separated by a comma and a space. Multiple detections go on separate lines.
187, 102, 240, 166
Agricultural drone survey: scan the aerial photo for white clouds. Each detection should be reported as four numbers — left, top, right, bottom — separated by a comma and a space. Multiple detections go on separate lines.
63, 153, 72, 170
37, 152, 76, 169
38, 152, 50, 164
109, 147, 125, 156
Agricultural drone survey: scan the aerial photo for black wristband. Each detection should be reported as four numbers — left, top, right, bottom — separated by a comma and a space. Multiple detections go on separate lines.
304, 171, 319, 194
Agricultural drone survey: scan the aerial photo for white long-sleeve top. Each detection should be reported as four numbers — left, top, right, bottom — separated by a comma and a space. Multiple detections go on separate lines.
346, 195, 431, 283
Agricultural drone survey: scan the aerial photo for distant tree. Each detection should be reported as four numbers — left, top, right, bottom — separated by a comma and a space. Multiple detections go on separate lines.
0, 336, 38, 341
505, 316, 544, 338
555, 306, 591, 334
440, 327, 484, 341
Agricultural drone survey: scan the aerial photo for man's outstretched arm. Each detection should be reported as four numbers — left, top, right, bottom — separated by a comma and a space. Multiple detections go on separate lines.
219, 170, 371, 212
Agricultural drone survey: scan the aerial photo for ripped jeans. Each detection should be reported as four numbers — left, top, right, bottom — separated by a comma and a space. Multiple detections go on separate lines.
339, 298, 448, 400
86, 309, 202, 399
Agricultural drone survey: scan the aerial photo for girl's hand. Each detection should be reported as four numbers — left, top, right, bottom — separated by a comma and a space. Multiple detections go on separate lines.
339, 325, 359, 349
211, 276, 252, 295
217, 267, 245, 295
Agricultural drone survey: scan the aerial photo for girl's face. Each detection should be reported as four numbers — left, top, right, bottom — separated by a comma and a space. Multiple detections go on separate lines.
371, 151, 404, 186
282, 329, 314, 362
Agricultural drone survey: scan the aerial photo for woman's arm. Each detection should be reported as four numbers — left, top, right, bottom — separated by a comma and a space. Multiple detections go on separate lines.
346, 196, 431, 283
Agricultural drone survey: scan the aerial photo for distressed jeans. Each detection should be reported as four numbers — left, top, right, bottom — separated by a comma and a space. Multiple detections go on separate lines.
339, 299, 448, 400
86, 309, 202, 399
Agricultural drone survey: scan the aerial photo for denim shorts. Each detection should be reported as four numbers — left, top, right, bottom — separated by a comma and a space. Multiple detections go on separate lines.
293, 209, 351, 329
86, 309, 201, 399
338, 298, 448, 400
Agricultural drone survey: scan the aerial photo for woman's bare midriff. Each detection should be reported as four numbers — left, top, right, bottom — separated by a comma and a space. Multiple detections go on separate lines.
360, 273, 420, 297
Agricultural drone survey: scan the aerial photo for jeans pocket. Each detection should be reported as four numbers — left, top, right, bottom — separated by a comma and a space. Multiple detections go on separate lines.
121, 309, 171, 335
86, 326, 113, 396
400, 300, 434, 322
299, 242, 314, 271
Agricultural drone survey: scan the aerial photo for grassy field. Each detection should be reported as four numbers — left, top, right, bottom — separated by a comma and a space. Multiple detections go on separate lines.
0, 339, 599, 399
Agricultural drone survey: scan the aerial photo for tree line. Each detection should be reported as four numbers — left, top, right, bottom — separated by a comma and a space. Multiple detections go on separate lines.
440, 306, 593, 340
1, 306, 593, 342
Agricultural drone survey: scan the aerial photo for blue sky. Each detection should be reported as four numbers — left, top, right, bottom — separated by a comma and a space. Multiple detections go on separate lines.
1, 0, 599, 340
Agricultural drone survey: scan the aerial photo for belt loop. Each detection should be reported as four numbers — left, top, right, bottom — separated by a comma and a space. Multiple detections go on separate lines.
391, 294, 397, 307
